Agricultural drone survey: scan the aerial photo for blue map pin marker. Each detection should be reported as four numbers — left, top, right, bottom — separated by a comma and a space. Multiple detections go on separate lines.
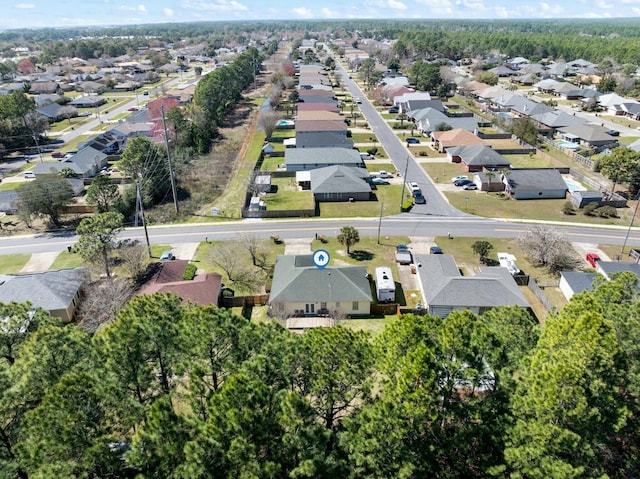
312, 249, 330, 270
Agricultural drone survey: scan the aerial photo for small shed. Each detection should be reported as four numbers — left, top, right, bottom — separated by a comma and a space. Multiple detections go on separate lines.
570, 190, 603, 208
255, 174, 272, 193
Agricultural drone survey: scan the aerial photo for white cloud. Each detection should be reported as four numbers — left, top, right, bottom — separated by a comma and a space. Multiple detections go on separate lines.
320, 8, 341, 17
119, 4, 147, 12
594, 0, 613, 7
366, 0, 407, 10
291, 7, 314, 18
181, 0, 248, 13
414, 0, 452, 7
164, 7, 174, 17
14, 3, 35, 8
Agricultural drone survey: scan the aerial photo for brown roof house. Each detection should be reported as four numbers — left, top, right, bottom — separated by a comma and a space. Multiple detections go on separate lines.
431, 128, 487, 153
136, 259, 222, 306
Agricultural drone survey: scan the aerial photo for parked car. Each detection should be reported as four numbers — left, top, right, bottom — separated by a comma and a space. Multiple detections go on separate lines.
371, 170, 393, 179
396, 244, 409, 252
409, 181, 420, 191
23, 171, 35, 179
430, 246, 443, 254
413, 192, 426, 204
451, 175, 469, 183
454, 178, 473, 187
371, 178, 390, 185
388, 106, 399, 114
354, 97, 362, 104
406, 137, 420, 144
160, 251, 175, 261
462, 183, 478, 190
607, 129, 620, 137
51, 152, 65, 158
586, 253, 601, 268
127, 107, 139, 111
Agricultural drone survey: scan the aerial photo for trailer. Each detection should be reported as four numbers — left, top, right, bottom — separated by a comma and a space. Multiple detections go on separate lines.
497, 252, 521, 276
375, 267, 396, 302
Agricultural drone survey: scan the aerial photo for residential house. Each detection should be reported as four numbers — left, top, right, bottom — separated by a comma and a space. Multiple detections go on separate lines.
529, 109, 587, 135
36, 102, 73, 121
416, 254, 530, 318
431, 128, 487, 153
30, 80, 59, 95
308, 165, 372, 202
447, 144, 511, 173
297, 102, 340, 114
295, 119, 348, 135
0, 268, 89, 322
285, 148, 363, 171
34, 145, 108, 178
559, 262, 640, 301
269, 254, 372, 319
295, 131, 355, 149
559, 271, 598, 301
136, 260, 222, 307
557, 124, 619, 149
503, 169, 568, 200
0, 190, 18, 214
70, 95, 107, 108
416, 108, 479, 135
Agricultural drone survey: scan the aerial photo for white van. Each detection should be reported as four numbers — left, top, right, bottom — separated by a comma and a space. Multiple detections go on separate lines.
23, 171, 35, 179
370, 171, 393, 179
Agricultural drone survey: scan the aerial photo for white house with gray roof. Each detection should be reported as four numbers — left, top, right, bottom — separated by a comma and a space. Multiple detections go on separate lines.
503, 169, 568, 200
269, 254, 372, 319
285, 148, 364, 172
309, 165, 371, 202
0, 268, 89, 322
415, 254, 530, 318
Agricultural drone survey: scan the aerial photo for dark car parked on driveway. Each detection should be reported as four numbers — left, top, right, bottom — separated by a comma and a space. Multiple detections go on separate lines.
406, 137, 420, 144
454, 178, 473, 187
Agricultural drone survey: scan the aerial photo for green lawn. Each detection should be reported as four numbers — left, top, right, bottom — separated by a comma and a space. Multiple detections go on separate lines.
265, 177, 314, 210
260, 155, 284, 171
0, 254, 30, 274
49, 251, 84, 270
365, 162, 397, 173
318, 186, 405, 218
351, 133, 378, 143
270, 129, 295, 139
338, 316, 397, 337
503, 153, 556, 169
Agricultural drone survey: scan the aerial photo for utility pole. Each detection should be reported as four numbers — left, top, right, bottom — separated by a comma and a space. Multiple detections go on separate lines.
621, 194, 640, 254
377, 202, 384, 244
160, 105, 179, 214
136, 182, 152, 258
399, 157, 409, 213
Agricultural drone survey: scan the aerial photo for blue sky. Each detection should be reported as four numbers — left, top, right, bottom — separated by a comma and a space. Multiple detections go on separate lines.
3, 0, 640, 30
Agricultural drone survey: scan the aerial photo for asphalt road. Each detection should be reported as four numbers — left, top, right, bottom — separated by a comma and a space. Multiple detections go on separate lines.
335, 62, 462, 218
0, 215, 636, 256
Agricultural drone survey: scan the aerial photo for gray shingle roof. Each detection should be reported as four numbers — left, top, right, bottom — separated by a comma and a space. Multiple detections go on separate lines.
269, 255, 372, 303
505, 169, 567, 192
417, 254, 529, 308
310, 166, 371, 194
447, 144, 510, 167
0, 268, 88, 311
285, 147, 362, 167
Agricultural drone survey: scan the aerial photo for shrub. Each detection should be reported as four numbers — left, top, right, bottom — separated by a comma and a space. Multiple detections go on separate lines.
366, 147, 378, 156
419, 151, 428, 157
595, 205, 618, 218
183, 263, 197, 280
583, 202, 598, 216
562, 201, 576, 215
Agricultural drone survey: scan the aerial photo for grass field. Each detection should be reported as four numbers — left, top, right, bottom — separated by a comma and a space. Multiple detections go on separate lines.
265, 177, 315, 210
0, 254, 30, 274
318, 186, 404, 218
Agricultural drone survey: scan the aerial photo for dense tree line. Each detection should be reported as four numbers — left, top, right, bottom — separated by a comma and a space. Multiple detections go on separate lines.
0, 273, 638, 478
0, 91, 47, 157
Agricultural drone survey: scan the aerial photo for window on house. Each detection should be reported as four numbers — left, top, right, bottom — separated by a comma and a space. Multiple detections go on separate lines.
320, 302, 327, 310
335, 302, 340, 309
352, 302, 359, 311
